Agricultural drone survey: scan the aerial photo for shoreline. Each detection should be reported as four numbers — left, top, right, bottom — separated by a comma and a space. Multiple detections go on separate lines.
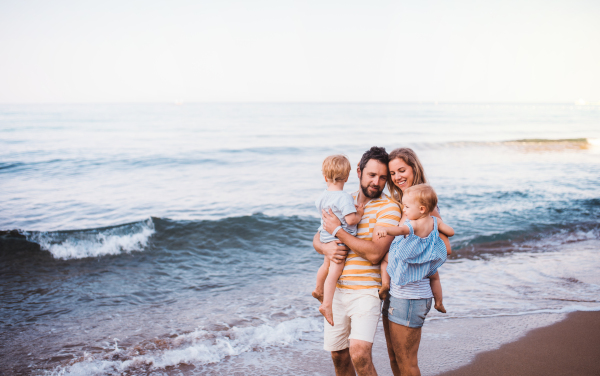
434, 311, 600, 376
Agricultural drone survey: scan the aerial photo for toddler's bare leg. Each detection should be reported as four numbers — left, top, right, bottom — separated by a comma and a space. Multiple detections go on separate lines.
429, 271, 446, 313
319, 259, 345, 326
379, 253, 390, 300
312, 256, 329, 303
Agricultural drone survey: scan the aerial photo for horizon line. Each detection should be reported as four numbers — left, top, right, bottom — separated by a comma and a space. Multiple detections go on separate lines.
0, 101, 597, 106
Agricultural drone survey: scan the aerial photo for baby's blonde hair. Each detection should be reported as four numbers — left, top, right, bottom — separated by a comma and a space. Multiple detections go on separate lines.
322, 155, 351, 183
404, 184, 438, 213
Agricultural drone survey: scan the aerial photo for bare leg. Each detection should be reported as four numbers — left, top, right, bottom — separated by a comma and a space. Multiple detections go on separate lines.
349, 339, 377, 376
382, 316, 401, 376
319, 260, 345, 326
385, 317, 423, 376
313, 256, 329, 303
429, 271, 446, 313
331, 348, 356, 376
379, 252, 390, 300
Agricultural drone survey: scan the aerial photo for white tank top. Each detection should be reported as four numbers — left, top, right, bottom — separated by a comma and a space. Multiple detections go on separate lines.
390, 278, 433, 299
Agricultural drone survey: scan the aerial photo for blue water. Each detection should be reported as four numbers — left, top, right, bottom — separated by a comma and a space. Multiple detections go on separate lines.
1, 103, 600, 375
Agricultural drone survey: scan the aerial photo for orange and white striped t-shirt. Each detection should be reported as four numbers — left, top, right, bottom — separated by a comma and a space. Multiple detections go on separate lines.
337, 191, 401, 290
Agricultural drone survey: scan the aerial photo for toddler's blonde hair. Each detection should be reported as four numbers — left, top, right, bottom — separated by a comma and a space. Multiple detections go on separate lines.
322, 155, 351, 183
404, 184, 438, 213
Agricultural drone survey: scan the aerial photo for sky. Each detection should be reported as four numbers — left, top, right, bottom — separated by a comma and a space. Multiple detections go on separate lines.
1, 0, 599, 103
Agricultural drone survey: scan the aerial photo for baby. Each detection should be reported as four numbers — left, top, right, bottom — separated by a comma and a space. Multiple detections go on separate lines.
375, 184, 454, 313
313, 155, 364, 326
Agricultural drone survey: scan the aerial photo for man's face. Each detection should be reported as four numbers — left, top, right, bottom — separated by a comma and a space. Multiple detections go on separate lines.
358, 159, 388, 199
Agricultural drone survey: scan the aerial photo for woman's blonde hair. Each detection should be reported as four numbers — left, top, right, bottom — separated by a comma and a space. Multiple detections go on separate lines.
322, 154, 351, 182
387, 148, 427, 207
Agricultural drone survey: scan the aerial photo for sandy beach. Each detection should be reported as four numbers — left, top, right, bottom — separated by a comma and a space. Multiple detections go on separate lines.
436, 311, 600, 376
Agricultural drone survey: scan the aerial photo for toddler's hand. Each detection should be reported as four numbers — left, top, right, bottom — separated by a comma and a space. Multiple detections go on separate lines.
355, 203, 365, 217
375, 228, 387, 239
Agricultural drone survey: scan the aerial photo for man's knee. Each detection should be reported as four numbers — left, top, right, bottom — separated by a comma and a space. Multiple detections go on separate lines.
331, 348, 351, 367
349, 340, 373, 367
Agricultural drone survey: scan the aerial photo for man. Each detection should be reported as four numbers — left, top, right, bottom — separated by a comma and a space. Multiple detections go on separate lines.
314, 146, 401, 376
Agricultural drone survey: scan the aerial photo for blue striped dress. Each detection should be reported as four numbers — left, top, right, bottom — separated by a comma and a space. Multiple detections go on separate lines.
387, 217, 447, 286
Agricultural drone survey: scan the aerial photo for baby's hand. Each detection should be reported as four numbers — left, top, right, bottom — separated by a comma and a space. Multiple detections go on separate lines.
355, 203, 365, 217
375, 228, 388, 239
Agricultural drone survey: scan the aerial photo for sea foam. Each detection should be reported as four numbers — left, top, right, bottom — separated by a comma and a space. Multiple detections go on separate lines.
47, 316, 322, 376
28, 218, 155, 260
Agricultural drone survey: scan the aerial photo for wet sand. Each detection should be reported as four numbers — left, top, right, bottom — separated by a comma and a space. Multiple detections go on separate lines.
436, 311, 600, 376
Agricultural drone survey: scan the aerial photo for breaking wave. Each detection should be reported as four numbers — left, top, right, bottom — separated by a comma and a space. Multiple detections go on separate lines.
443, 137, 599, 151
454, 221, 600, 257
47, 317, 321, 376
27, 219, 155, 260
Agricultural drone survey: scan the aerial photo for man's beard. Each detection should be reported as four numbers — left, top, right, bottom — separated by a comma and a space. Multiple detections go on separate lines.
360, 180, 383, 199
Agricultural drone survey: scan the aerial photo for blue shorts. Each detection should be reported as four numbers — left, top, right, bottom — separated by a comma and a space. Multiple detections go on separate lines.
381, 296, 432, 328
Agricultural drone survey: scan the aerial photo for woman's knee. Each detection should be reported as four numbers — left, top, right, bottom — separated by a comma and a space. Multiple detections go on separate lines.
389, 323, 422, 363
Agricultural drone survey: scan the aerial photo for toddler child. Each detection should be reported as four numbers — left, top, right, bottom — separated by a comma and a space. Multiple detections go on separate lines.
313, 155, 364, 326
375, 184, 454, 313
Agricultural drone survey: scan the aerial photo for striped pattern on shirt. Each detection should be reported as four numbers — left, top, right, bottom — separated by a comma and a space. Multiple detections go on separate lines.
387, 217, 447, 286
336, 191, 401, 290
390, 279, 433, 299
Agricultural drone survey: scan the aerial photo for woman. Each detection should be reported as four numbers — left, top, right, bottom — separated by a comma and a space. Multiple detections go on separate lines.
383, 147, 450, 376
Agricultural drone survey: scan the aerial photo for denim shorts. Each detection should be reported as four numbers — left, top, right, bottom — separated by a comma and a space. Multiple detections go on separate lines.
381, 296, 432, 328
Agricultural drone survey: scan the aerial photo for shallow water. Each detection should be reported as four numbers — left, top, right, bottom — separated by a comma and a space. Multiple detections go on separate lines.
1, 103, 599, 375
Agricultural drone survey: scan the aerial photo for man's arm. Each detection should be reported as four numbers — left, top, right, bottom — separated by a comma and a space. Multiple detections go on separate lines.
322, 209, 394, 264
312, 232, 349, 264
336, 228, 394, 265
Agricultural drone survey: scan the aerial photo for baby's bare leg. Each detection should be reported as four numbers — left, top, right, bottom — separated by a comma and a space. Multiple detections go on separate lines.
319, 259, 345, 326
429, 271, 446, 313
379, 252, 390, 300
312, 256, 329, 303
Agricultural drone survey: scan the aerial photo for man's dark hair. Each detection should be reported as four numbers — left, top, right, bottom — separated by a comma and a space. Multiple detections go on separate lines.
358, 146, 389, 172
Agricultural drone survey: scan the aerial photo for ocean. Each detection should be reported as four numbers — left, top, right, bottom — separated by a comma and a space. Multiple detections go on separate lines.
1, 103, 599, 375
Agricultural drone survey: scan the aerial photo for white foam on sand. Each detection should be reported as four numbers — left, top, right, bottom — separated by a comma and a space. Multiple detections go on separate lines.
28, 218, 155, 260
47, 316, 322, 376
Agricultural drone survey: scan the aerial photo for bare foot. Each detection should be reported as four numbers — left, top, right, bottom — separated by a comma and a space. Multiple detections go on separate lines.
378, 285, 389, 300
312, 290, 323, 303
434, 301, 446, 313
319, 304, 334, 326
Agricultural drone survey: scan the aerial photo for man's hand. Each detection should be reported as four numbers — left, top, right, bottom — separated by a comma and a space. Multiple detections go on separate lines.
322, 209, 342, 234
322, 240, 349, 264
313, 232, 348, 264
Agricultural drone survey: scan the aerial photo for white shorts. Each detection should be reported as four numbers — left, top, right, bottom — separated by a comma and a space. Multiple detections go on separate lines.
323, 288, 381, 351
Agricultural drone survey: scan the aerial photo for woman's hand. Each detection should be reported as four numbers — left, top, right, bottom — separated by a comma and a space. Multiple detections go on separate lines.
322, 208, 342, 234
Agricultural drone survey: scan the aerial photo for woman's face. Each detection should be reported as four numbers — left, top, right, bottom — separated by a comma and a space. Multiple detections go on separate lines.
389, 157, 414, 192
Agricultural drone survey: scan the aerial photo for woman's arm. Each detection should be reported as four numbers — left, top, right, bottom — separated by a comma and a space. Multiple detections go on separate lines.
313, 232, 349, 264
